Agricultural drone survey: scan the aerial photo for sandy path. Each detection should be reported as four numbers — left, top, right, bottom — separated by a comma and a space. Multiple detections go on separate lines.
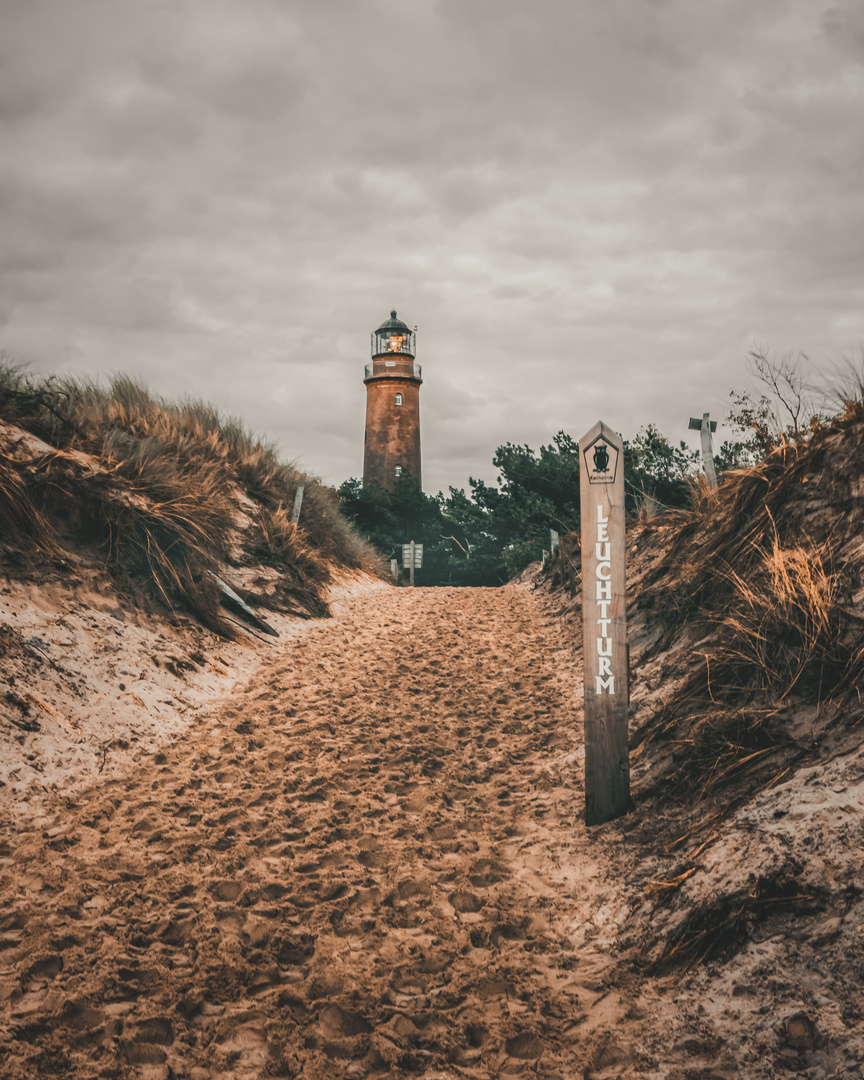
0, 585, 646, 1079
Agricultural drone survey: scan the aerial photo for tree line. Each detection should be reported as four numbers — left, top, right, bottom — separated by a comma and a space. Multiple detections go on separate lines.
338, 351, 829, 587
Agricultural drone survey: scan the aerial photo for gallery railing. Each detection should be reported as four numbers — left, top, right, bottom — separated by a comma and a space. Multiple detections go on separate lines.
364, 360, 423, 380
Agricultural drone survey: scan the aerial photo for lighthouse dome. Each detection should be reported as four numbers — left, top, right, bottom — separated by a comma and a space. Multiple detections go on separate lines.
376, 310, 411, 334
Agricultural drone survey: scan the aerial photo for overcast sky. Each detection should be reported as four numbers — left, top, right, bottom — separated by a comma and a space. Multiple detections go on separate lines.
2, 0, 863, 494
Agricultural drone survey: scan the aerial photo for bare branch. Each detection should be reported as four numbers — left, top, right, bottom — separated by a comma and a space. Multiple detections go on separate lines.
745, 347, 823, 443
441, 535, 469, 559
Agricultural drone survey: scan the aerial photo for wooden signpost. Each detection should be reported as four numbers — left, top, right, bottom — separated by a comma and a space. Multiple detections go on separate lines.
688, 412, 718, 490
578, 420, 630, 825
402, 542, 423, 586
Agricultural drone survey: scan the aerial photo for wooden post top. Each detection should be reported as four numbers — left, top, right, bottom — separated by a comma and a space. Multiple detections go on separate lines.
578, 421, 624, 502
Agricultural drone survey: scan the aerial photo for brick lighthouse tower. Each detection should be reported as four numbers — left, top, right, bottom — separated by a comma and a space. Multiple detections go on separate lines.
363, 310, 422, 489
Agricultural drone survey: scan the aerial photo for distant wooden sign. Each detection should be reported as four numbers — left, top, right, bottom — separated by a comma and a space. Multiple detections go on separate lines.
688, 412, 718, 490
578, 420, 630, 825
402, 541, 423, 586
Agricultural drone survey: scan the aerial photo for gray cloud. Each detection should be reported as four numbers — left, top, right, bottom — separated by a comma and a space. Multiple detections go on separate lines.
1, 0, 862, 494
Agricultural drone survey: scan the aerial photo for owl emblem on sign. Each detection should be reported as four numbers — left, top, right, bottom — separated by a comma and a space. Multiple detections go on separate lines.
593, 442, 610, 473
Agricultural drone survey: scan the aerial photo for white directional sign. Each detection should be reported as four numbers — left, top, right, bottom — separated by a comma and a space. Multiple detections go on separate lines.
402, 543, 423, 569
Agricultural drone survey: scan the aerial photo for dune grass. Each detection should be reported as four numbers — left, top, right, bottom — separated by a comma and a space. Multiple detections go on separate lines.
0, 362, 383, 636
628, 395, 864, 805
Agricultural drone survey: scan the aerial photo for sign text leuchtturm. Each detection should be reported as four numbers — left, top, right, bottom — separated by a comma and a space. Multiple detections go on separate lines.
578, 420, 630, 825
594, 504, 615, 694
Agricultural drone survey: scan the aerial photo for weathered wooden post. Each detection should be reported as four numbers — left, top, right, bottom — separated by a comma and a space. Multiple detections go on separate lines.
291, 484, 305, 524
409, 540, 415, 587
390, 558, 398, 582
688, 413, 718, 490
578, 420, 630, 825
550, 529, 559, 555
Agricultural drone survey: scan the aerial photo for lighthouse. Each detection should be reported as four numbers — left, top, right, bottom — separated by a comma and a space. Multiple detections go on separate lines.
362, 310, 422, 490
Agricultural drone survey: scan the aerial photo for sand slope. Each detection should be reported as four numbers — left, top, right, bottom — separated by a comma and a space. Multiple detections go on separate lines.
0, 570, 384, 827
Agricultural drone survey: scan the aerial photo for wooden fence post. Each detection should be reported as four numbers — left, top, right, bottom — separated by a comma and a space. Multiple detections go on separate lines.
578, 420, 630, 825
688, 413, 718, 490
291, 485, 305, 524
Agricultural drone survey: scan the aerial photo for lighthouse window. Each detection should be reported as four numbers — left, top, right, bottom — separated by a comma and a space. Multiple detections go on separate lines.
395, 394, 402, 405
395, 465, 403, 477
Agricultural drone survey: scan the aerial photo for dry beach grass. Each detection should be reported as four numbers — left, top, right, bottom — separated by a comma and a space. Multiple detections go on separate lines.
0, 367, 382, 637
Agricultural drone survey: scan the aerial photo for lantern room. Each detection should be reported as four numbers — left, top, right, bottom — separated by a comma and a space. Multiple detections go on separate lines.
371, 310, 415, 359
